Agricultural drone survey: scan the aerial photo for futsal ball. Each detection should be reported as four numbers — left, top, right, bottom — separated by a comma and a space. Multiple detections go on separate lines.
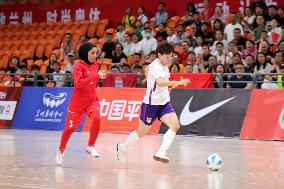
206, 153, 224, 171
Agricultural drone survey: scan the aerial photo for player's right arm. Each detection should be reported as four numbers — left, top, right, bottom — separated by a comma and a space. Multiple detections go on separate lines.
156, 77, 190, 87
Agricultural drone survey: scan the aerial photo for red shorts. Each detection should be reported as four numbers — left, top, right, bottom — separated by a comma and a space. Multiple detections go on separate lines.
68, 100, 100, 117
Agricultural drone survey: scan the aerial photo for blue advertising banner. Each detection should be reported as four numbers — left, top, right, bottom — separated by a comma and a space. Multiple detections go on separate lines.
13, 87, 84, 131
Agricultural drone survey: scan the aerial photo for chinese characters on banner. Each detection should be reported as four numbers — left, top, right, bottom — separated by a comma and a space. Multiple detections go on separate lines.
0, 0, 281, 25
83, 88, 161, 134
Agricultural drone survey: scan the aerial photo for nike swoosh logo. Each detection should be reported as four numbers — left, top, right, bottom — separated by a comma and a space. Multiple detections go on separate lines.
180, 96, 236, 126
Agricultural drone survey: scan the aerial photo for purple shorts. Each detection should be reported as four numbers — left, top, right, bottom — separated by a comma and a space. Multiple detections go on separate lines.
140, 102, 175, 126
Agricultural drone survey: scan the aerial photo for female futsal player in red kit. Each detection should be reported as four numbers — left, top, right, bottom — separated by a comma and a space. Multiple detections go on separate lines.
55, 42, 106, 166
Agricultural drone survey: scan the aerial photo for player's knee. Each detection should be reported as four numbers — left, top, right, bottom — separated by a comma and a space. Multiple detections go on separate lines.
171, 122, 180, 132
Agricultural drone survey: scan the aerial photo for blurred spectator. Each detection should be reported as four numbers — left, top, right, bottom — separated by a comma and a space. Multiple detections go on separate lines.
189, 22, 198, 39
183, 2, 197, 26
116, 24, 126, 44
228, 41, 241, 58
224, 13, 244, 42
155, 2, 168, 26
121, 63, 131, 73
212, 19, 225, 33
278, 40, 284, 53
192, 12, 202, 31
213, 42, 232, 65
132, 53, 143, 67
52, 61, 65, 87
184, 64, 194, 73
63, 71, 74, 87
194, 36, 204, 57
243, 7, 256, 28
21, 64, 45, 87
137, 6, 148, 24
122, 7, 136, 30
134, 20, 143, 39
278, 7, 284, 27
102, 33, 115, 59
262, 63, 284, 89
112, 43, 127, 64
267, 5, 280, 22
149, 51, 158, 62
141, 28, 158, 56
202, 46, 212, 63
270, 51, 283, 73
244, 55, 256, 73
166, 27, 177, 45
5, 56, 20, 74
133, 64, 145, 88
65, 52, 76, 73
257, 30, 269, 44
206, 55, 218, 73
230, 54, 243, 72
254, 52, 272, 87
201, 0, 214, 20
122, 33, 133, 56
258, 40, 274, 61
175, 24, 189, 44
242, 40, 257, 59
268, 19, 282, 45
227, 63, 253, 89
130, 33, 142, 54
179, 41, 191, 66
169, 63, 180, 73
46, 53, 57, 79
251, 0, 267, 13
211, 30, 228, 52
253, 15, 266, 40
233, 28, 247, 51
254, 5, 265, 17
186, 51, 205, 73
79, 36, 88, 45
16, 64, 30, 86
141, 21, 154, 39
110, 65, 120, 73
155, 23, 168, 43
213, 64, 228, 88
60, 33, 77, 61
171, 52, 180, 64
210, 6, 226, 24
200, 22, 213, 46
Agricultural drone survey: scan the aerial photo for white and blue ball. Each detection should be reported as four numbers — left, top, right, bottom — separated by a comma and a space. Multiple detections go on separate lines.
206, 153, 224, 171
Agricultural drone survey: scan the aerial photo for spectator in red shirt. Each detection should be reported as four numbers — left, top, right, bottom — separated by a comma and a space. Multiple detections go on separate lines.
179, 41, 191, 66
201, 0, 214, 20
60, 33, 78, 61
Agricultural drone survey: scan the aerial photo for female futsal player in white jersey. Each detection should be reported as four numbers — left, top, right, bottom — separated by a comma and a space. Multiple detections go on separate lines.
117, 42, 190, 163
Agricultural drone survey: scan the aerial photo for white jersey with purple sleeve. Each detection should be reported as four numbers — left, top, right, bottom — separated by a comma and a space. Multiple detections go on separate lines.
143, 58, 170, 105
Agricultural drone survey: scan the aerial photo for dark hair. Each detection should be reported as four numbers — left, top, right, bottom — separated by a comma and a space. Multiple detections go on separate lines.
134, 53, 142, 58
255, 52, 268, 70
115, 43, 124, 50
235, 62, 244, 67
214, 63, 226, 73
31, 64, 40, 71
233, 28, 241, 32
133, 64, 143, 70
187, 2, 196, 13
52, 61, 60, 66
216, 41, 224, 47
19, 64, 27, 69
268, 5, 277, 9
158, 2, 165, 6
209, 55, 217, 60
169, 63, 180, 72
65, 71, 72, 74
106, 33, 112, 36
246, 39, 255, 45
110, 65, 120, 70
122, 63, 130, 68
138, 6, 145, 13
156, 42, 174, 55
278, 40, 284, 49
213, 19, 224, 30
65, 32, 72, 37
150, 50, 157, 55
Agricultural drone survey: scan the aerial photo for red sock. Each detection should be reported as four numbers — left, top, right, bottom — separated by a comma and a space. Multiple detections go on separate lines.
59, 111, 84, 152
87, 110, 101, 147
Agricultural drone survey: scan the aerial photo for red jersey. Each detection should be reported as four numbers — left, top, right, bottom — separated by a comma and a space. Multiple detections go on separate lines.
68, 59, 100, 112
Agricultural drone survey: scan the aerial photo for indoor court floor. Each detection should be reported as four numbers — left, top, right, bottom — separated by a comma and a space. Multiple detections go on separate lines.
0, 129, 284, 189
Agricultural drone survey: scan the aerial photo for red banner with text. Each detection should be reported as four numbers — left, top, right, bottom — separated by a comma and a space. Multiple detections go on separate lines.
0, 87, 22, 129
0, 0, 282, 26
170, 73, 213, 88
240, 89, 284, 140
102, 73, 137, 88
83, 87, 161, 134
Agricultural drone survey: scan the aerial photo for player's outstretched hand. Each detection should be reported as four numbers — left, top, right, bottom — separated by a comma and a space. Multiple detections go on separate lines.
180, 79, 190, 86
98, 70, 107, 79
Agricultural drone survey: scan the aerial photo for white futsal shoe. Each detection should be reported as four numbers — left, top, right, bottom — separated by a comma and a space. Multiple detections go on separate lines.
86, 146, 100, 157
55, 151, 64, 166
116, 143, 126, 161
153, 151, 169, 163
